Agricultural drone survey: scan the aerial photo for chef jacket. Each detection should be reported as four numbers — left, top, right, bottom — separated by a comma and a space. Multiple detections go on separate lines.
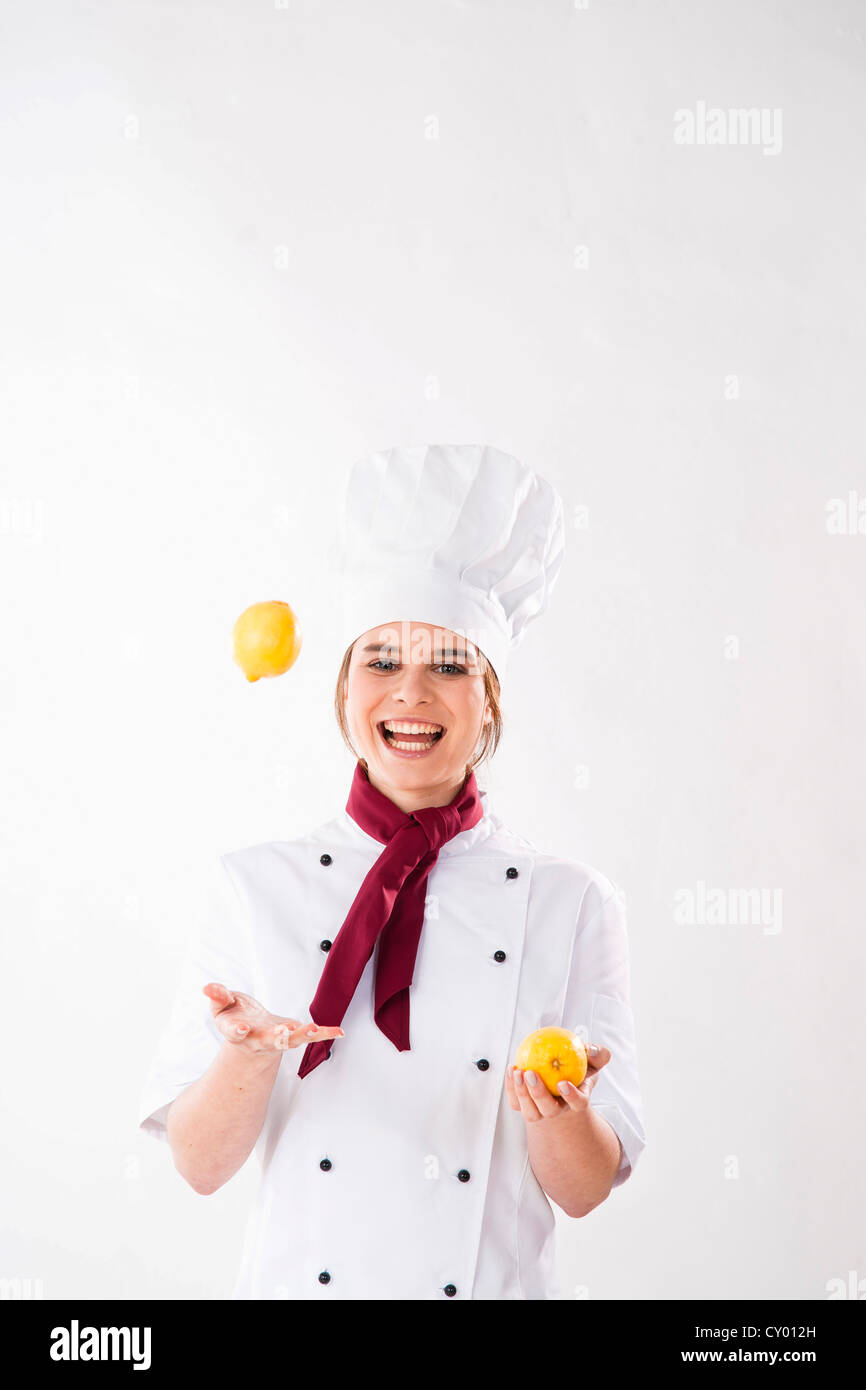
138, 787, 646, 1300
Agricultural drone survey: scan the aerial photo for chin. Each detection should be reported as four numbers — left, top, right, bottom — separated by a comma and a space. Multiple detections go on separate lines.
369, 750, 464, 779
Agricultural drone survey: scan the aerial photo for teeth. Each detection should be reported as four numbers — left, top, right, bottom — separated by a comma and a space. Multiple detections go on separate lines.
380, 719, 443, 752
383, 721, 443, 734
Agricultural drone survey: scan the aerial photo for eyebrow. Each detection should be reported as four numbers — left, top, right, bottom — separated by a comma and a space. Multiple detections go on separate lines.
360, 644, 474, 660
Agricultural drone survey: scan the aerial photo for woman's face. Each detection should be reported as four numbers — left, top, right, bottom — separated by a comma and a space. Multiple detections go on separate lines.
343, 620, 492, 808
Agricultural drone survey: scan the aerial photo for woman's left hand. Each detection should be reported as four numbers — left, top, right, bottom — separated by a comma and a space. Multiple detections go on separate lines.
505, 1043, 611, 1123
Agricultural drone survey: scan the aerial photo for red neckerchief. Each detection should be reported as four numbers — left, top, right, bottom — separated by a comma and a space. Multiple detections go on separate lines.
297, 761, 483, 1078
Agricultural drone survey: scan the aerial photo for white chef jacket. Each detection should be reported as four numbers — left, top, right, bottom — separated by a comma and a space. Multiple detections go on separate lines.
138, 788, 646, 1300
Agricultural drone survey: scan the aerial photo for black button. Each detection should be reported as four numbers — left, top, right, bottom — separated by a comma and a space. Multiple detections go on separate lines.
319, 1158, 332, 1171
320, 853, 333, 866
475, 1058, 489, 1071
506, 866, 518, 879
320, 939, 332, 952
457, 1169, 470, 1183
443, 1284, 457, 1297
318, 1270, 331, 1284
493, 950, 506, 962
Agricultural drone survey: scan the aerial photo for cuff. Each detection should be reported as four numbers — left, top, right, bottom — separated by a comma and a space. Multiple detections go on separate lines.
590, 1101, 646, 1189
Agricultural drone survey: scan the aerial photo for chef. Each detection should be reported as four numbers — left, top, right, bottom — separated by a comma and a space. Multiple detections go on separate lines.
138, 443, 646, 1300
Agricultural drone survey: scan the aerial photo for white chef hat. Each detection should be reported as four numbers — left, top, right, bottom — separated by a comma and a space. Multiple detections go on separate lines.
330, 444, 566, 684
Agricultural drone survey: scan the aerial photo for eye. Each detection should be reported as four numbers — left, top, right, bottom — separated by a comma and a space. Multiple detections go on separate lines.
367, 659, 466, 675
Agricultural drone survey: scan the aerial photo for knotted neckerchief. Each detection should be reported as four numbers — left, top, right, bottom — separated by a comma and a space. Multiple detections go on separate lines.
297, 760, 483, 1077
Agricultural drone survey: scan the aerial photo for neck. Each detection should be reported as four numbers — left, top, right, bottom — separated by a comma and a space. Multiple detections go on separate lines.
362, 765, 471, 816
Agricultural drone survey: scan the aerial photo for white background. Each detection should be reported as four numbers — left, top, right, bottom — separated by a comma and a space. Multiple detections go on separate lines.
1, 0, 864, 1300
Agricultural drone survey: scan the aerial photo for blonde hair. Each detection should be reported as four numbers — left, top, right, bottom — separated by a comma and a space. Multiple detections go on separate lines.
334, 640, 503, 778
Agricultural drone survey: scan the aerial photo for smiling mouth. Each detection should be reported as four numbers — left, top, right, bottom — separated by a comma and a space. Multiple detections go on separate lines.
377, 720, 446, 752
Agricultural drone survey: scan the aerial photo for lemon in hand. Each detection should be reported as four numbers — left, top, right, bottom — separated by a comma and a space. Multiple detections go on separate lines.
515, 1026, 588, 1097
232, 600, 302, 682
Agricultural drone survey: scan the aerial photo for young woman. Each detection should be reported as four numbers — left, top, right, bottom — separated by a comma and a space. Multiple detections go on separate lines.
139, 444, 646, 1300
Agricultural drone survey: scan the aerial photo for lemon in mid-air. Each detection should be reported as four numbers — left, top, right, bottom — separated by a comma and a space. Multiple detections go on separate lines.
232, 600, 302, 682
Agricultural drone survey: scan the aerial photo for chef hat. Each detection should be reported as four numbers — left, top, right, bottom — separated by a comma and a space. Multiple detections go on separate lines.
331, 444, 566, 684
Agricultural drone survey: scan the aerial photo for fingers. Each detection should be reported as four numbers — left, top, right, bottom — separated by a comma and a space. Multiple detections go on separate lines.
509, 1067, 565, 1122
572, 1042, 610, 1100
584, 1043, 610, 1073
211, 1010, 252, 1044
201, 985, 347, 1052
203, 982, 236, 1015
272, 1021, 346, 1051
503, 1065, 521, 1112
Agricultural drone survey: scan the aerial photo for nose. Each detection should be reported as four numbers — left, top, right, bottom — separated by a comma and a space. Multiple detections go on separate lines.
391, 662, 434, 707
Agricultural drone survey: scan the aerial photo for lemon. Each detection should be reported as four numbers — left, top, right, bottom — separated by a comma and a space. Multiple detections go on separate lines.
514, 1026, 588, 1097
232, 600, 302, 682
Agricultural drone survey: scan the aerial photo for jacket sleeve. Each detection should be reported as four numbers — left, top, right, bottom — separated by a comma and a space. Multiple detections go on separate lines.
137, 853, 258, 1145
560, 875, 647, 1189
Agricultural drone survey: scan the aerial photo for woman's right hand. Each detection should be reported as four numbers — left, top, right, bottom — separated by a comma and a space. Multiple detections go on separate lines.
203, 982, 345, 1054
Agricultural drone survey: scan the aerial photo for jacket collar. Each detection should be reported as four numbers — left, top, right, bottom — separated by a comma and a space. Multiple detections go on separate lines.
339, 786, 496, 859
